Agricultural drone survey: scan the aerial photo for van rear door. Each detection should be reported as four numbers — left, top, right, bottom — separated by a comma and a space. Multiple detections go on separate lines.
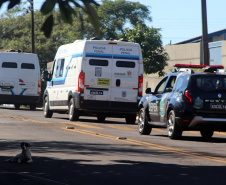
18, 54, 39, 96
84, 43, 112, 101
111, 45, 140, 103
0, 53, 19, 96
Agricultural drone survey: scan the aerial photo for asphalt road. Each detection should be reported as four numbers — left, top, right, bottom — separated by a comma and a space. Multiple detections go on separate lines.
1, 105, 226, 185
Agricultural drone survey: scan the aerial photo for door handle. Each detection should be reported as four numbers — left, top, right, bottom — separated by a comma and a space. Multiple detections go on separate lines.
116, 79, 120, 87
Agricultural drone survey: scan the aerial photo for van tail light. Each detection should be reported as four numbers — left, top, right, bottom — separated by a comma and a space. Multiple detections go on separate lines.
138, 75, 143, 96
185, 90, 192, 104
38, 80, 41, 95
78, 72, 85, 93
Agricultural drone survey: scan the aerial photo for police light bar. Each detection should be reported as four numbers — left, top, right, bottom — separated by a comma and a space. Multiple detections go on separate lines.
174, 64, 224, 69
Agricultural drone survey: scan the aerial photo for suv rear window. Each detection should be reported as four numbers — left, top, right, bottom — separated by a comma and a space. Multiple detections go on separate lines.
194, 75, 226, 92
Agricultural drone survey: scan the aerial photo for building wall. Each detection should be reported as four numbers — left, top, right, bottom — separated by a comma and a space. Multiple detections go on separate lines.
143, 40, 226, 94
143, 42, 201, 92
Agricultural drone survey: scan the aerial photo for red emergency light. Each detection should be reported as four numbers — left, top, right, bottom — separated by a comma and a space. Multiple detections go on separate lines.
174, 64, 224, 69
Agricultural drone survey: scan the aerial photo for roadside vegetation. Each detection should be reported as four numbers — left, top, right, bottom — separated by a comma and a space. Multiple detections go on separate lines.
0, 0, 168, 76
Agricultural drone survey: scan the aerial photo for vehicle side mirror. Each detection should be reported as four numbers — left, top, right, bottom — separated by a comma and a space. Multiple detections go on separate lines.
165, 87, 173, 93
42, 70, 52, 82
145, 88, 151, 94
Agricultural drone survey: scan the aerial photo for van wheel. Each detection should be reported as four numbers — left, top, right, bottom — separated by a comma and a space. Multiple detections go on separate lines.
30, 104, 36, 110
167, 110, 182, 139
125, 114, 137, 124
69, 99, 79, 121
14, 104, 20, 109
44, 96, 53, 118
138, 108, 152, 135
97, 114, 106, 123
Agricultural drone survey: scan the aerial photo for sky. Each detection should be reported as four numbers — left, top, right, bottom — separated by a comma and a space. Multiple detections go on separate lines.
0, 0, 226, 46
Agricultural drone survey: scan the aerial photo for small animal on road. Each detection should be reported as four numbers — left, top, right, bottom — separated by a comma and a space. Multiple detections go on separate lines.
5, 142, 33, 163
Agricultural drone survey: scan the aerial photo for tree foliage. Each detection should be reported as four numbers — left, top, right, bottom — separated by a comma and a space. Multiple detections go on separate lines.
0, 0, 100, 38
97, 0, 151, 39
0, 7, 89, 71
125, 22, 168, 76
0, 0, 168, 76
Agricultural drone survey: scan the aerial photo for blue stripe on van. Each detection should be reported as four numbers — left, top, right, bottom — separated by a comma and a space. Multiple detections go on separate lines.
51, 52, 83, 86
50, 51, 139, 86
86, 53, 112, 58
113, 54, 139, 60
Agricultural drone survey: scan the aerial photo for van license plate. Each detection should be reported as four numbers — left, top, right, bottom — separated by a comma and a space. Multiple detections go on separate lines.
211, 104, 226, 109
90, 90, 103, 95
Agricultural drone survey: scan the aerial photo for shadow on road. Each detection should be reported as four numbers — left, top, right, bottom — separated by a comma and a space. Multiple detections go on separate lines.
1, 140, 226, 185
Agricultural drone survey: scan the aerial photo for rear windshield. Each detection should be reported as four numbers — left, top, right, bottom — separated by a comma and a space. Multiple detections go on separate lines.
116, 61, 135, 68
2, 62, 17, 68
89, 59, 108, 66
193, 75, 226, 92
21, 63, 35, 69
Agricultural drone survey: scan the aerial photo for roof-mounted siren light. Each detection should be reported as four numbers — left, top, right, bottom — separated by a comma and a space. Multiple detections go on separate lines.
174, 64, 224, 69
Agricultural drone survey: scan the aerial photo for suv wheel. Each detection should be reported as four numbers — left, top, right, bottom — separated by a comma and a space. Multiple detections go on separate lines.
138, 108, 152, 135
200, 129, 214, 140
167, 110, 182, 139
125, 114, 137, 124
44, 96, 53, 118
30, 104, 36, 110
69, 99, 79, 121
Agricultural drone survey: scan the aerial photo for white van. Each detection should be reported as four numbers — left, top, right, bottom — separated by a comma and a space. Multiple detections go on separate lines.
0, 51, 41, 110
43, 39, 143, 123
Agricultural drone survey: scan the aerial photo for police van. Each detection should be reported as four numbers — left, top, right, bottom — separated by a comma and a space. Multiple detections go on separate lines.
43, 39, 143, 123
0, 51, 41, 110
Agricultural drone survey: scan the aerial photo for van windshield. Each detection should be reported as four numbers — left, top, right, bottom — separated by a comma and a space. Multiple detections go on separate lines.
193, 75, 226, 92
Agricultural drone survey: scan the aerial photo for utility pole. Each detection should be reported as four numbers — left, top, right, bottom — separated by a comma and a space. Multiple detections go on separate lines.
201, 0, 209, 65
29, 0, 35, 53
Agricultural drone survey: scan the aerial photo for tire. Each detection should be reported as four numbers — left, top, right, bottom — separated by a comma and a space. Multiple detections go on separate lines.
167, 110, 183, 139
69, 98, 79, 121
30, 104, 36, 110
44, 96, 53, 118
200, 129, 214, 140
138, 108, 152, 135
14, 104, 20, 109
125, 114, 137, 124
97, 114, 106, 123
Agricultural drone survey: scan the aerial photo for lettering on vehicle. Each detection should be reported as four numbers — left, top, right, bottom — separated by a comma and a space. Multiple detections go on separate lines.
114, 71, 132, 78
120, 47, 132, 55
97, 78, 110, 86
93, 46, 106, 53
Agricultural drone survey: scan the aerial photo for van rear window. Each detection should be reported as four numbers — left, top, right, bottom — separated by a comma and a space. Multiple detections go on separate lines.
21, 63, 35, 69
2, 62, 17, 68
116, 61, 135, 68
89, 59, 108, 66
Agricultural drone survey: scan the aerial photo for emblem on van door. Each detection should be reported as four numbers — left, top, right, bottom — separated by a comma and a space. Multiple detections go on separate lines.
122, 91, 127, 97
127, 71, 132, 76
218, 93, 222, 98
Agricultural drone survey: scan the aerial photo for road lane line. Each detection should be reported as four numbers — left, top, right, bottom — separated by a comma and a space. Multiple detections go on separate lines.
61, 122, 105, 130
64, 127, 226, 164
0, 113, 52, 124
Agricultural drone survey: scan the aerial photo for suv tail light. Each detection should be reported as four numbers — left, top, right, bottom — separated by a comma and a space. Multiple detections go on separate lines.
138, 75, 143, 96
38, 80, 41, 95
185, 90, 192, 104
78, 72, 85, 93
